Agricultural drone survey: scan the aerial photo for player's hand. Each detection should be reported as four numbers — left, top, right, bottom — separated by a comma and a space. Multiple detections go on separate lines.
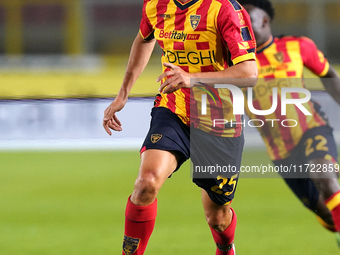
103, 98, 126, 135
157, 63, 193, 94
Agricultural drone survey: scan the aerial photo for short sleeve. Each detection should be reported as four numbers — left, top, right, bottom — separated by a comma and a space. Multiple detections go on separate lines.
299, 37, 329, 77
217, 0, 256, 65
139, 0, 155, 40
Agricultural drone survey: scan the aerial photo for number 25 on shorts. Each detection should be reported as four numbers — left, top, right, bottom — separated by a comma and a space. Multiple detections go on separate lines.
211, 174, 238, 196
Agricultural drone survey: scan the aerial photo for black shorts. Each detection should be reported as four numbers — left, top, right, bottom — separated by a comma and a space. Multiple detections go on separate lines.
273, 125, 338, 210
141, 107, 244, 205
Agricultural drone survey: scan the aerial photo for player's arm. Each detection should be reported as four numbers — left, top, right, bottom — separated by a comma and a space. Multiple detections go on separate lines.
157, 60, 257, 94
299, 37, 340, 106
103, 33, 156, 135
321, 65, 340, 106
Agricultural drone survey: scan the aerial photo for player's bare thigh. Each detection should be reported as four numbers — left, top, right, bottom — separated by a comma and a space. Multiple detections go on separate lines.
131, 149, 179, 206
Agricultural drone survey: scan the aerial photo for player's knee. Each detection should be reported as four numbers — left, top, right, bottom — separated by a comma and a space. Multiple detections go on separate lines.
206, 217, 227, 232
133, 171, 162, 203
313, 178, 339, 199
205, 211, 231, 232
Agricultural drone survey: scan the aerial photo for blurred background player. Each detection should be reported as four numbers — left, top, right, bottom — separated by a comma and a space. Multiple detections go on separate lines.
103, 0, 257, 254
238, 0, 340, 243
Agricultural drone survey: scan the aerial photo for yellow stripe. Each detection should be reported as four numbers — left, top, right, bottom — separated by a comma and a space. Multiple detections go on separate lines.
286, 41, 303, 78
145, 0, 158, 29
324, 154, 333, 161
316, 216, 336, 232
326, 192, 340, 211
319, 61, 330, 77
158, 93, 169, 109
174, 89, 187, 121
232, 52, 256, 65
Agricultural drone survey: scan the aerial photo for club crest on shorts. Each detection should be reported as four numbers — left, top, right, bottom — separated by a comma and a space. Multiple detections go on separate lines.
190, 15, 201, 30
151, 134, 162, 143
123, 235, 140, 255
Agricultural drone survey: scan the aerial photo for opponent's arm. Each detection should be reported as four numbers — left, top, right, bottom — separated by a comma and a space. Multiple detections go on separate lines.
157, 60, 258, 94
103, 33, 156, 135
321, 65, 340, 106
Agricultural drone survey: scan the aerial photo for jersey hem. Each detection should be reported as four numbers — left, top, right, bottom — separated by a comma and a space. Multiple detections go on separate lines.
319, 61, 330, 77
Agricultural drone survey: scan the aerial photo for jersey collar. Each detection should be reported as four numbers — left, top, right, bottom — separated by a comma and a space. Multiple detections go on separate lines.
173, 0, 200, 10
257, 35, 274, 53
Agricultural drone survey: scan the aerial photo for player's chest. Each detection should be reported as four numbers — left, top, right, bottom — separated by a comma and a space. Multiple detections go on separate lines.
149, 7, 218, 46
257, 43, 304, 78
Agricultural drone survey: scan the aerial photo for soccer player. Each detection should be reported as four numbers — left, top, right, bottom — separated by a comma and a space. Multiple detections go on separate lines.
238, 0, 340, 239
103, 0, 257, 254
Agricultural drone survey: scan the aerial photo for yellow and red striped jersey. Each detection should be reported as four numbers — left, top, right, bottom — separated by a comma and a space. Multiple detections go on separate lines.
245, 35, 329, 160
140, 0, 256, 137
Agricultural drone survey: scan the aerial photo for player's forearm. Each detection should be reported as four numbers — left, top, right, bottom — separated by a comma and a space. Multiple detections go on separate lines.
191, 60, 258, 88
321, 65, 340, 106
117, 33, 156, 100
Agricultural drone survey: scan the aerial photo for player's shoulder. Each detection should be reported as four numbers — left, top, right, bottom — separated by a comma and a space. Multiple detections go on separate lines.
213, 0, 244, 11
275, 35, 316, 46
143, 0, 159, 4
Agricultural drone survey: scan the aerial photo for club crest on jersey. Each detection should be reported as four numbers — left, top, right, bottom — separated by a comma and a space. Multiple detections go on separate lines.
151, 134, 162, 143
123, 236, 140, 255
274, 51, 284, 64
190, 15, 201, 30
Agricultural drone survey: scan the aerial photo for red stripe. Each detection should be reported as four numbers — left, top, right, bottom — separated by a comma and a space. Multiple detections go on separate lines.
173, 41, 185, 50
196, 41, 210, 50
264, 74, 275, 81
179, 65, 189, 72
209, 90, 224, 136
190, 88, 199, 128
257, 53, 270, 66
252, 99, 280, 159
195, 0, 211, 31
157, 40, 164, 49
286, 71, 296, 77
174, 6, 187, 30
310, 101, 327, 126
166, 92, 177, 113
276, 95, 295, 153
200, 65, 215, 72
140, 146, 146, 155
156, 0, 170, 29
183, 88, 191, 126
276, 41, 291, 63
233, 114, 242, 137
154, 94, 162, 107
291, 92, 308, 133
331, 157, 338, 165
